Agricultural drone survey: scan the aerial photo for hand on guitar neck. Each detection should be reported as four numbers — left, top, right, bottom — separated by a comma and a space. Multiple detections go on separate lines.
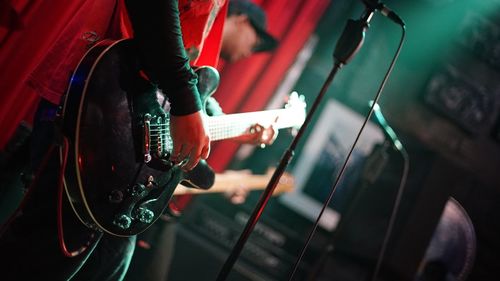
230, 123, 278, 148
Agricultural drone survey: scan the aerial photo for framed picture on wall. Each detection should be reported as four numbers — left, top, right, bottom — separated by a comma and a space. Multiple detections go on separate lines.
280, 99, 384, 231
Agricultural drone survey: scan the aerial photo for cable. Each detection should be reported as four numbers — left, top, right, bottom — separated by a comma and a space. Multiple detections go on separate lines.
371, 145, 409, 281
0, 143, 56, 236
0, 120, 95, 257
57, 136, 95, 257
288, 20, 406, 281
367, 23, 408, 281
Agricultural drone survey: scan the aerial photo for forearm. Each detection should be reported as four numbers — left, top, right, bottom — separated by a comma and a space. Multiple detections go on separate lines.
124, 0, 202, 115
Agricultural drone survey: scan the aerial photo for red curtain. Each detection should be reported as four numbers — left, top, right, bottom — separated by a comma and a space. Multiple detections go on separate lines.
0, 0, 331, 168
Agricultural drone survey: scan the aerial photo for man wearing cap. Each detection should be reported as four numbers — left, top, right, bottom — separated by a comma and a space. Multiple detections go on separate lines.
221, 0, 278, 61
205, 0, 279, 144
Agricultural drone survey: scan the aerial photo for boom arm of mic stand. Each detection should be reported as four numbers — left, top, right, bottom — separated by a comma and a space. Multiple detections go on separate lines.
216, 17, 371, 281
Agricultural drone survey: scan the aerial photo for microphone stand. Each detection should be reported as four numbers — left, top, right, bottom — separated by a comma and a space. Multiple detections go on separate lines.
216, 10, 375, 281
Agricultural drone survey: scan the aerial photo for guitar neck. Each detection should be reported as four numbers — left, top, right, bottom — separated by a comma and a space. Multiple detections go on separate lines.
207, 108, 298, 141
154, 93, 305, 154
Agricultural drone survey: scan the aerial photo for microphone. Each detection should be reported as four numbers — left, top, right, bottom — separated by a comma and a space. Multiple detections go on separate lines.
362, 0, 405, 26
333, 0, 404, 64
369, 101, 404, 152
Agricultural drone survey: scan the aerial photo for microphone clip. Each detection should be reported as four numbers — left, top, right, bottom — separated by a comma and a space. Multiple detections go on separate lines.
333, 18, 370, 65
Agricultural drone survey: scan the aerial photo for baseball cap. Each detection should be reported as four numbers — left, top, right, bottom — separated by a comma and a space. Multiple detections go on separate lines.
228, 0, 278, 52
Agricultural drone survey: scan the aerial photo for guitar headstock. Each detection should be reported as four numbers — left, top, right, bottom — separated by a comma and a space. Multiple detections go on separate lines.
284, 91, 307, 129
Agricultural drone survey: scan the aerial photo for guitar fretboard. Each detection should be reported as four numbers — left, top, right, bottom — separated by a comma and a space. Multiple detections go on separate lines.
207, 108, 300, 141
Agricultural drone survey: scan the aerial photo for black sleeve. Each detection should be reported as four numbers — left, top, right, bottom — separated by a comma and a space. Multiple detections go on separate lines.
124, 0, 202, 116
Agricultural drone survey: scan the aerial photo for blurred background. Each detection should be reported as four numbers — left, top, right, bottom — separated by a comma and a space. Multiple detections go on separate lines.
2, 0, 500, 280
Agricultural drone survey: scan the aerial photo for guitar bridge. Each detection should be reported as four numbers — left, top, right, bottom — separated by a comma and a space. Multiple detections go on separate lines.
143, 113, 152, 163
143, 113, 171, 163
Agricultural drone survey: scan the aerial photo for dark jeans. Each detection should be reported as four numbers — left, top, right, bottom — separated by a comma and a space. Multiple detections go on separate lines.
0, 99, 135, 281
125, 217, 177, 281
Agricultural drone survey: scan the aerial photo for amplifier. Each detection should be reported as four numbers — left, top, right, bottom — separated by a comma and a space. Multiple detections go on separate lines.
167, 195, 323, 281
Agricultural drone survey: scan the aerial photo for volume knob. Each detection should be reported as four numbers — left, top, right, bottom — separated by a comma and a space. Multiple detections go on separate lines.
134, 207, 154, 224
113, 214, 132, 229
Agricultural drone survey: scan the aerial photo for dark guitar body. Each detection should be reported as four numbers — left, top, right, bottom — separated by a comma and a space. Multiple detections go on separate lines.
60, 39, 217, 236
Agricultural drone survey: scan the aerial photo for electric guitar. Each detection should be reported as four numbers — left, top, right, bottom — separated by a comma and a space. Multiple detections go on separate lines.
60, 39, 306, 236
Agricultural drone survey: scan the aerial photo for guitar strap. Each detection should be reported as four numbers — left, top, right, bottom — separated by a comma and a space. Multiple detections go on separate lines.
81, 0, 120, 47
